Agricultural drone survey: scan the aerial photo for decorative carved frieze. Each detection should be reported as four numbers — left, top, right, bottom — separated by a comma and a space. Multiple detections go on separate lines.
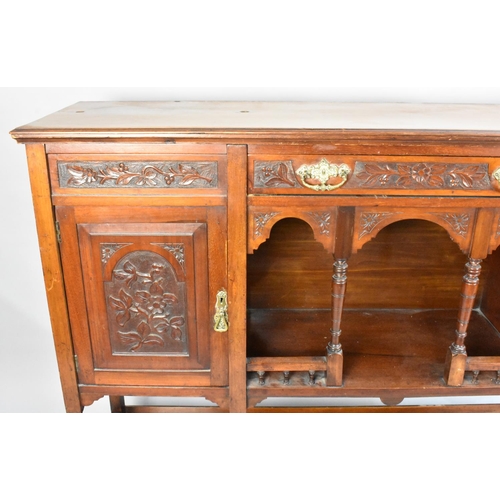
253, 161, 299, 188
58, 161, 218, 188
352, 162, 490, 190
105, 251, 187, 354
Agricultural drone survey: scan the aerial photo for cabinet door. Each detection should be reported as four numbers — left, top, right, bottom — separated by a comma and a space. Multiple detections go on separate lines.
56, 206, 227, 387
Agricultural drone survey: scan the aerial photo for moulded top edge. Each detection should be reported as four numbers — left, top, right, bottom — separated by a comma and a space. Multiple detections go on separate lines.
10, 102, 500, 142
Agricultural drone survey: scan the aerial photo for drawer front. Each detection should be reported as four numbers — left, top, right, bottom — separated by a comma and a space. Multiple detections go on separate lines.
249, 155, 500, 196
49, 154, 227, 196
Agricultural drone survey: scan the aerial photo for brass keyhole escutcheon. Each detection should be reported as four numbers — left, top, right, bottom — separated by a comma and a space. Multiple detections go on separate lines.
214, 289, 229, 332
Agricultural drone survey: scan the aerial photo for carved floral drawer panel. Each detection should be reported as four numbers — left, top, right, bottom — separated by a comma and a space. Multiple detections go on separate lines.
249, 155, 500, 196
48, 154, 227, 196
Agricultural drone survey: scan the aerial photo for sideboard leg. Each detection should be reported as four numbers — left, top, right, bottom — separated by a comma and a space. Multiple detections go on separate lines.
326, 258, 347, 386
444, 258, 482, 386
109, 396, 126, 413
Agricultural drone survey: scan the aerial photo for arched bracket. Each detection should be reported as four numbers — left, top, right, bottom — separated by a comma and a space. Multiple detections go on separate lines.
352, 207, 476, 255
247, 207, 337, 254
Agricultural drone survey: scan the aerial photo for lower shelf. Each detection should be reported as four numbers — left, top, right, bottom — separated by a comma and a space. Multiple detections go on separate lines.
247, 308, 500, 405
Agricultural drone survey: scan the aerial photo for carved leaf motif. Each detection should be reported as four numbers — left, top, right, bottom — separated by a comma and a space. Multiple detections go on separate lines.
179, 175, 200, 186
117, 330, 142, 350
254, 161, 298, 187
109, 289, 134, 326
357, 163, 393, 186
169, 316, 186, 340
276, 163, 295, 186
452, 166, 486, 188
162, 293, 178, 305
109, 294, 125, 311
149, 281, 164, 296
114, 260, 138, 286
115, 172, 139, 185
118, 321, 165, 351
134, 290, 150, 304
175, 164, 201, 185
66, 165, 96, 185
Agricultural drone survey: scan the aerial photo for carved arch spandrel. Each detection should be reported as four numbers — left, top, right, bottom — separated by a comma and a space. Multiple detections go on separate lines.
488, 209, 500, 255
248, 207, 337, 254
352, 207, 476, 255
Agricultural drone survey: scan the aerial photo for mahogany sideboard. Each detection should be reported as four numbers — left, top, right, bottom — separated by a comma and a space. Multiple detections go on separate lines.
11, 101, 500, 412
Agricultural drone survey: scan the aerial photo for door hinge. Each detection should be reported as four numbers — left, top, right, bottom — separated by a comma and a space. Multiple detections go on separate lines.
74, 354, 79, 373
55, 221, 62, 244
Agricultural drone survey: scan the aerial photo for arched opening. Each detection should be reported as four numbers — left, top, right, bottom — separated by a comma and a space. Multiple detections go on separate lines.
248, 217, 332, 310
346, 218, 464, 310
247, 217, 332, 357
341, 219, 465, 377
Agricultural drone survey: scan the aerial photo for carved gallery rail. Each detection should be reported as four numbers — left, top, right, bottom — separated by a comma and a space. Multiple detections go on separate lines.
10, 101, 500, 412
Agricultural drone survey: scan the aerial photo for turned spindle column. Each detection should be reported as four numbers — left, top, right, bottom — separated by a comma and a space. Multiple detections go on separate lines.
444, 258, 482, 386
326, 258, 348, 386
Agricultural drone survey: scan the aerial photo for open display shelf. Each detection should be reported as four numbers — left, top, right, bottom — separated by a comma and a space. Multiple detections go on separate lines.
246, 218, 500, 409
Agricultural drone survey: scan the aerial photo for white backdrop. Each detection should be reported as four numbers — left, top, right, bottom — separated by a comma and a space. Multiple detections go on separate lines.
3, 1, 500, 495
3, 87, 500, 413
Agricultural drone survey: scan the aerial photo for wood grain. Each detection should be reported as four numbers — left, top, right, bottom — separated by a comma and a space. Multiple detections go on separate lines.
227, 144, 248, 412
25, 144, 82, 412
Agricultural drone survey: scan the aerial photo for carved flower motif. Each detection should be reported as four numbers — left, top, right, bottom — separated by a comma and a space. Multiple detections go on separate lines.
134, 288, 178, 317
411, 165, 433, 184
411, 164, 447, 187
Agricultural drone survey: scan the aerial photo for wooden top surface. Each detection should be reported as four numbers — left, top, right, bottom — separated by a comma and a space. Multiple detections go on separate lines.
11, 101, 500, 141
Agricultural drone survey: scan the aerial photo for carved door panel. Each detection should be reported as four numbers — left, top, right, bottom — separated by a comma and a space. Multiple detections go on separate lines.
55, 206, 227, 387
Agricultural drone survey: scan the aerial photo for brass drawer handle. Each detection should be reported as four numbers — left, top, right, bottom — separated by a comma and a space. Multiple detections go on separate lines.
296, 159, 351, 192
492, 167, 500, 183
214, 289, 229, 332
